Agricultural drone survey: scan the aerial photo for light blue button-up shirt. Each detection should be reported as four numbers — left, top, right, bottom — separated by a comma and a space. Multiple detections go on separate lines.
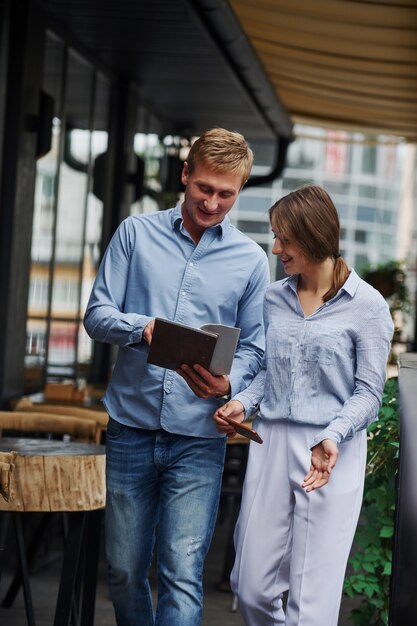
234, 270, 394, 446
84, 203, 270, 438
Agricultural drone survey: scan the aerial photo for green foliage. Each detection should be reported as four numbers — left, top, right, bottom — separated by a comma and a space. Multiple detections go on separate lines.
362, 260, 410, 346
361, 259, 410, 309
343, 377, 399, 625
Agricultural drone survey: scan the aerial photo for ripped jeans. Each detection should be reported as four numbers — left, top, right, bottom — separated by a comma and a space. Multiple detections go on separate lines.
105, 419, 226, 626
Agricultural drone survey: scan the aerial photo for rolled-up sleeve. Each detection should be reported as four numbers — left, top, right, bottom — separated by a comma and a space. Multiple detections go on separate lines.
84, 220, 152, 346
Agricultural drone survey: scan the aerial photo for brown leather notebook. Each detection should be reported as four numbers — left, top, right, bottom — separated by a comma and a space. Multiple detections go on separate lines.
147, 318, 240, 375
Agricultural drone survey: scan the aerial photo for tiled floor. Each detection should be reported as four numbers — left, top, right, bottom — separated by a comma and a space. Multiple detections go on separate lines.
0, 511, 356, 625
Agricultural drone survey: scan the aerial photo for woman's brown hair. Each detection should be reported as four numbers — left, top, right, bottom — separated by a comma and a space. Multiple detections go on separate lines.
269, 185, 350, 302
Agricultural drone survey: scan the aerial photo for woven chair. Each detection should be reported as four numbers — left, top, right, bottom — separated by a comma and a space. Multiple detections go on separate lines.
12, 398, 108, 443
0, 410, 98, 444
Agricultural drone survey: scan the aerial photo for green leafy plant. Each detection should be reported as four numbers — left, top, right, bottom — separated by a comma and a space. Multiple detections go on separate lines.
362, 260, 410, 344
343, 377, 399, 625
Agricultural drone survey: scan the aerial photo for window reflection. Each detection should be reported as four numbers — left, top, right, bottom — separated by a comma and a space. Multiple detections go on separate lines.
361, 145, 377, 174
48, 321, 77, 373
25, 32, 64, 391
25, 33, 110, 391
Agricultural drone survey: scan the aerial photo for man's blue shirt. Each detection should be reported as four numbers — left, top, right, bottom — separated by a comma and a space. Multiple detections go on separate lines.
234, 270, 394, 446
84, 204, 270, 437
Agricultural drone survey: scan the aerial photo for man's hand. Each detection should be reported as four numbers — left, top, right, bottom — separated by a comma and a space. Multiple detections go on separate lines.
213, 400, 246, 438
302, 439, 339, 493
143, 320, 155, 345
176, 363, 230, 399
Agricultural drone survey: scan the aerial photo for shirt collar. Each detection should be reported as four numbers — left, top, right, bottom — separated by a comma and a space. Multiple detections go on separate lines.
341, 268, 360, 297
171, 202, 183, 229
171, 202, 231, 239
283, 267, 360, 298
284, 274, 298, 294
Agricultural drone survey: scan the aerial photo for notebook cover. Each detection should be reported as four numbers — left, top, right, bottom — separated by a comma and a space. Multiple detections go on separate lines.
147, 318, 218, 372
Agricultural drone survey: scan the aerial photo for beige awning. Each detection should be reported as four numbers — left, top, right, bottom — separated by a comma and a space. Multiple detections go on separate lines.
230, 0, 417, 142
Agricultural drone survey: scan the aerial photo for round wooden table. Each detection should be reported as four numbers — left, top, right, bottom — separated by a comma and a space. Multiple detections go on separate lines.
0, 438, 106, 626
0, 438, 105, 513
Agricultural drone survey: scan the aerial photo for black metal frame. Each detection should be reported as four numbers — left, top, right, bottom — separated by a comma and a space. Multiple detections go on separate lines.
389, 353, 417, 625
0, 509, 103, 626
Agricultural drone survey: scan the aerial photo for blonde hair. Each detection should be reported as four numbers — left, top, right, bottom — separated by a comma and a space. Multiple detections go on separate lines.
186, 128, 253, 186
269, 185, 350, 302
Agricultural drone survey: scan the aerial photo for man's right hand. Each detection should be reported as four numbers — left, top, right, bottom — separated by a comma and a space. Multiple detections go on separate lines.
213, 400, 245, 438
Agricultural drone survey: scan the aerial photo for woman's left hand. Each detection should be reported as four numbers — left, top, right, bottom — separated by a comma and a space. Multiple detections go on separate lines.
302, 439, 339, 492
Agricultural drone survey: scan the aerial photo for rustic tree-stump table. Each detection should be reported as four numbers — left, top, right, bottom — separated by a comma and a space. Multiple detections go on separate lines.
0, 438, 106, 626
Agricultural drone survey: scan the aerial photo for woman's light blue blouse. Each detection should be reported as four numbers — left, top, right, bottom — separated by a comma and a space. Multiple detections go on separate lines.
234, 270, 394, 446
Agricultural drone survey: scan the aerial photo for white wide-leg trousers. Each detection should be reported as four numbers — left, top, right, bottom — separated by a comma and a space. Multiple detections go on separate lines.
231, 419, 366, 626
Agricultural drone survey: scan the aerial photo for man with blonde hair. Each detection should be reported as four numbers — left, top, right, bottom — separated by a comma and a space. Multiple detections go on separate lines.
84, 128, 270, 626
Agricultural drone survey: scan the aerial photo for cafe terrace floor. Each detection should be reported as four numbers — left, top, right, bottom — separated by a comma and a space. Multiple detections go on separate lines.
0, 510, 356, 626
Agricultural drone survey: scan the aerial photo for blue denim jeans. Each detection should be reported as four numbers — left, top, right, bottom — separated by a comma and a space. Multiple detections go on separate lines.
105, 418, 226, 626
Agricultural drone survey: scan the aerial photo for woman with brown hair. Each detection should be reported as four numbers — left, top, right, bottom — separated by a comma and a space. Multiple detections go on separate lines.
214, 185, 394, 626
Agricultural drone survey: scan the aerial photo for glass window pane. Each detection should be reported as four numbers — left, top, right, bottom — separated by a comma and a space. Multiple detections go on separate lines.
25, 320, 48, 392
48, 321, 77, 374
78, 323, 93, 366
282, 177, 313, 192
324, 131, 350, 176
43, 30, 64, 119
48, 50, 94, 377
131, 132, 163, 214
51, 51, 93, 313
355, 230, 367, 243
51, 269, 80, 318
286, 130, 323, 170
323, 181, 350, 196
382, 210, 393, 225
82, 72, 110, 308
237, 195, 272, 215
237, 220, 270, 234
358, 184, 378, 199
357, 206, 376, 222
81, 73, 111, 375
355, 254, 370, 272
25, 32, 65, 390
381, 233, 393, 247
336, 204, 349, 219
361, 145, 377, 174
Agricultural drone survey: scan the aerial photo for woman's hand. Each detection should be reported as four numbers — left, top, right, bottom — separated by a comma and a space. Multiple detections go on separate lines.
213, 399, 245, 439
302, 439, 339, 492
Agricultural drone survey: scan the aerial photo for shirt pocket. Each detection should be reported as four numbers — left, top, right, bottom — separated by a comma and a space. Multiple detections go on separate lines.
304, 328, 341, 365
